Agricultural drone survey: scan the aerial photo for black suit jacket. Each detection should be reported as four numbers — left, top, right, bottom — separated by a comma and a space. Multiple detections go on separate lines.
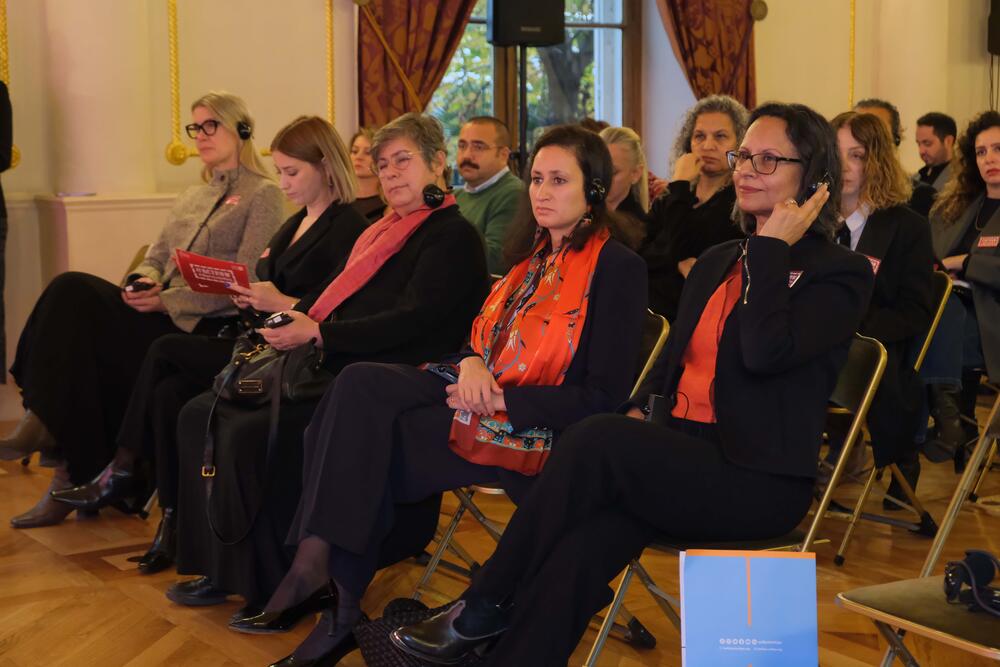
634, 233, 874, 479
258, 201, 367, 306
316, 204, 490, 374
851, 205, 935, 465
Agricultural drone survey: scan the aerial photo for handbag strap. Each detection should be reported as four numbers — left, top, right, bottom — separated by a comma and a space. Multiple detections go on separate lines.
202, 352, 287, 546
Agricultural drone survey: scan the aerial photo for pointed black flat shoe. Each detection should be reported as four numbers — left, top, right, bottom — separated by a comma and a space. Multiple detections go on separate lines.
50, 467, 141, 512
137, 508, 176, 575
229, 583, 337, 634
390, 600, 508, 665
268, 632, 359, 667
165, 576, 231, 606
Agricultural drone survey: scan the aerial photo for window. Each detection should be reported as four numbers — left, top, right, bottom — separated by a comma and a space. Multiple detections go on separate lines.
430, 0, 639, 172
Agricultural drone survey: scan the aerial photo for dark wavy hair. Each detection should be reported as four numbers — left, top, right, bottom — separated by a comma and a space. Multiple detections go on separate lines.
931, 110, 1000, 224
504, 125, 641, 265
735, 102, 843, 241
855, 97, 902, 146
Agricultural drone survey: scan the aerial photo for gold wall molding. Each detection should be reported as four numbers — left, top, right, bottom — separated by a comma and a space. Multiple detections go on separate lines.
164, 0, 336, 165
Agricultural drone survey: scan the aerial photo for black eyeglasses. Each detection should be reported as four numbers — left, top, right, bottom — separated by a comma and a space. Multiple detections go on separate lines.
185, 119, 221, 139
726, 150, 803, 175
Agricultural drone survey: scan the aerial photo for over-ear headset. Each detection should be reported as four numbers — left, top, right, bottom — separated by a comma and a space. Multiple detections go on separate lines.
585, 177, 607, 205
422, 184, 446, 209
944, 549, 1000, 617
236, 120, 253, 141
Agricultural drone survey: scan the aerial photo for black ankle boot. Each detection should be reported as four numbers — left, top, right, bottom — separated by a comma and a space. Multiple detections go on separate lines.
138, 508, 176, 575
923, 384, 965, 462
391, 597, 509, 664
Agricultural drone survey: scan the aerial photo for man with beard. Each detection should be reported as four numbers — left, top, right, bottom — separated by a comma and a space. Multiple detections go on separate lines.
913, 112, 956, 192
454, 117, 524, 273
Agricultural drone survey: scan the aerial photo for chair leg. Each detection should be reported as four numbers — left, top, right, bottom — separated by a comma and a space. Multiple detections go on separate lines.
887, 464, 938, 537
970, 439, 997, 500
413, 491, 472, 601
835, 466, 880, 566
584, 565, 635, 667
806, 422, 866, 551
453, 488, 504, 542
631, 559, 682, 630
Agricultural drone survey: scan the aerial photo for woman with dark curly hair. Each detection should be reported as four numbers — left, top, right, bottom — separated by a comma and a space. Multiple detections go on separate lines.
392, 102, 875, 667
925, 111, 1000, 463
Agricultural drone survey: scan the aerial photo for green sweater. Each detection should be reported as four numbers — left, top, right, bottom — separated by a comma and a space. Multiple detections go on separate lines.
455, 170, 525, 274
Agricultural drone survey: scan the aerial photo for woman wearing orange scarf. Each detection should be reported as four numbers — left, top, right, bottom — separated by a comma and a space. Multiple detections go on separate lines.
240, 125, 647, 666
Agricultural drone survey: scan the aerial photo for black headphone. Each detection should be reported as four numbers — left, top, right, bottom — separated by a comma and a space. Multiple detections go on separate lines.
422, 184, 446, 209
944, 549, 1000, 617
236, 120, 253, 141
585, 177, 607, 205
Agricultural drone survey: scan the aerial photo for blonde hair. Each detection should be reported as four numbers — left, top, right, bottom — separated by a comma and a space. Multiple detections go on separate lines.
599, 126, 649, 211
190, 91, 271, 182
351, 126, 377, 149
831, 111, 911, 210
271, 116, 358, 203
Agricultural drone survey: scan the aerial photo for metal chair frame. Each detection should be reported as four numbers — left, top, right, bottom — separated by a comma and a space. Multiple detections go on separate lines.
583, 334, 888, 666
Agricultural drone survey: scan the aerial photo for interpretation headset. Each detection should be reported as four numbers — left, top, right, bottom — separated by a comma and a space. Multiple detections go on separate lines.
236, 119, 253, 141
944, 549, 1000, 617
422, 184, 446, 209
585, 177, 607, 206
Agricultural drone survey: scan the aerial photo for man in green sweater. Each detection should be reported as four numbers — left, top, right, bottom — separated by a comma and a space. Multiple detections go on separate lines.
454, 117, 525, 274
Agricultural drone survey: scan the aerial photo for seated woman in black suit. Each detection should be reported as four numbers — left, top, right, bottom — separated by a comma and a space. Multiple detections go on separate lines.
393, 103, 876, 667
928, 110, 1000, 459
1, 92, 284, 528
237, 125, 647, 666
825, 112, 933, 500
48, 116, 368, 564
163, 113, 491, 621
641, 95, 749, 320
348, 126, 386, 223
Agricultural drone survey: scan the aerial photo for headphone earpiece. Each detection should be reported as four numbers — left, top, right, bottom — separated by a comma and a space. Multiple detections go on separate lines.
585, 178, 607, 205
422, 184, 446, 209
236, 120, 253, 141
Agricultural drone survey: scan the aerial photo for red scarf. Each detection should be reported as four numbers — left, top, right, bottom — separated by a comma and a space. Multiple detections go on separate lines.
307, 195, 456, 321
448, 227, 609, 476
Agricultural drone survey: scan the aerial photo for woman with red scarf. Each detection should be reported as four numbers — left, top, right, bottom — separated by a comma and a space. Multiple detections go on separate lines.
240, 125, 648, 666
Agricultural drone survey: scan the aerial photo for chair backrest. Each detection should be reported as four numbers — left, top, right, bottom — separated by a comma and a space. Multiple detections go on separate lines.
912, 270, 952, 373
828, 334, 888, 415
631, 309, 670, 396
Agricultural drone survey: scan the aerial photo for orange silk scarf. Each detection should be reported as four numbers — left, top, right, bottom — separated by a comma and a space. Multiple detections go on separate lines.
448, 227, 610, 476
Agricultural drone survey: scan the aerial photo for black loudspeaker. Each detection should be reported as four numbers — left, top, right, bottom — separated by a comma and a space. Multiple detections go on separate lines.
487, 0, 565, 47
991, 0, 1000, 55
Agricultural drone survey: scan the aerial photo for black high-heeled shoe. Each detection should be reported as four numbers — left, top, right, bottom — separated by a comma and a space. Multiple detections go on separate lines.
50, 466, 142, 512
229, 583, 337, 634
268, 633, 360, 667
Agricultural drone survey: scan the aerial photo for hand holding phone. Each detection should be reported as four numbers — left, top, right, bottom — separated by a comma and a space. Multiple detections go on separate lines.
263, 311, 294, 328
123, 280, 155, 293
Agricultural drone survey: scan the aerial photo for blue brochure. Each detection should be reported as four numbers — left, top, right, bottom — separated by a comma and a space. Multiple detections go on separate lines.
680, 549, 818, 666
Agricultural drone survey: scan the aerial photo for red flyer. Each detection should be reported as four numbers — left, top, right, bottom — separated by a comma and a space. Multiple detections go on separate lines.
174, 248, 250, 294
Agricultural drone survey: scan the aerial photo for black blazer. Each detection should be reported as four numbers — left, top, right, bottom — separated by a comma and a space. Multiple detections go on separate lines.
634, 233, 874, 479
315, 204, 490, 374
258, 201, 367, 307
851, 205, 934, 465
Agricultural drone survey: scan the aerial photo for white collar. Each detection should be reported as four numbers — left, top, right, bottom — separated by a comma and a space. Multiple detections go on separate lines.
844, 203, 870, 233
464, 166, 510, 194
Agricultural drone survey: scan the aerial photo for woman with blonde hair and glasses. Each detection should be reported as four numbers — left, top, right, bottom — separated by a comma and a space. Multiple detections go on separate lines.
825, 111, 933, 501
599, 126, 650, 224
2, 91, 283, 528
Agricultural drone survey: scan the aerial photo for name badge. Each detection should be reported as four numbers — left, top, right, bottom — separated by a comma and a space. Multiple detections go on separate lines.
224, 194, 242, 206
978, 235, 1000, 248
788, 270, 803, 288
863, 254, 881, 274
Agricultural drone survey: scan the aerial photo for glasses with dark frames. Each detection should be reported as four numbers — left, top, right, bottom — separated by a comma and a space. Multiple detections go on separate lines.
185, 119, 221, 139
726, 150, 803, 175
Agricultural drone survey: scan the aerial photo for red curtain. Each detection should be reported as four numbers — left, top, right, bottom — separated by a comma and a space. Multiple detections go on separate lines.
358, 0, 477, 127
656, 0, 756, 108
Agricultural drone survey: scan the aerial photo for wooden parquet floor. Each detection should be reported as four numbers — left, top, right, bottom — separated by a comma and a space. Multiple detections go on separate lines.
0, 410, 998, 666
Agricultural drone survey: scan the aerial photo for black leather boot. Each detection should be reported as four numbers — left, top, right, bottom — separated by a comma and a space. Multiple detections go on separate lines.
49, 464, 142, 512
137, 508, 176, 574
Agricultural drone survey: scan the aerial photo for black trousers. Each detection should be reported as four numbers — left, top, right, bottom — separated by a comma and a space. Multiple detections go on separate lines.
465, 413, 815, 667
0, 213, 7, 382
289, 362, 517, 599
116, 333, 236, 508
10, 272, 183, 482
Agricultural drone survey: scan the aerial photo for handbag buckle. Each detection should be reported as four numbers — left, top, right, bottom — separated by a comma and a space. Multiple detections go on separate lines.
237, 379, 265, 394
201, 465, 216, 478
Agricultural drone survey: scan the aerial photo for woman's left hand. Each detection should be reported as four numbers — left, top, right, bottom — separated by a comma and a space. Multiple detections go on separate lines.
229, 281, 297, 313
446, 383, 506, 415
257, 310, 322, 350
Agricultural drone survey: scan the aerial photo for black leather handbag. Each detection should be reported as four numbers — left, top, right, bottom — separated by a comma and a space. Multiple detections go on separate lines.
212, 334, 331, 405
